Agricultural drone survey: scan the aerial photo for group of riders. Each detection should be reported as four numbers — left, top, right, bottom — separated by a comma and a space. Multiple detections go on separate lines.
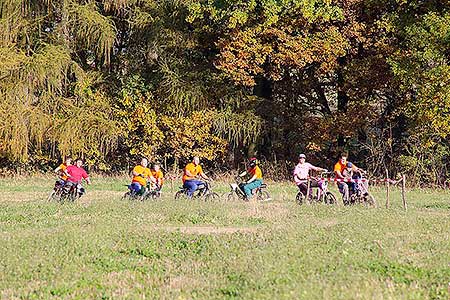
53, 157, 91, 197
122, 156, 263, 200
52, 152, 369, 204
294, 152, 370, 204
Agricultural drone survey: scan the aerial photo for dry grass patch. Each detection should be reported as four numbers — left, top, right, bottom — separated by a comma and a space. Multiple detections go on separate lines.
315, 218, 340, 228
156, 226, 258, 235
103, 270, 144, 298
0, 192, 47, 202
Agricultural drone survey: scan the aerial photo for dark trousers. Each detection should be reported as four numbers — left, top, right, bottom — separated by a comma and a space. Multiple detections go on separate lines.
297, 179, 321, 196
183, 180, 205, 197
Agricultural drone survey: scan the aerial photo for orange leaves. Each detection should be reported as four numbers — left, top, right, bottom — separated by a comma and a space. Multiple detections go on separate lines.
215, 22, 350, 86
215, 27, 267, 86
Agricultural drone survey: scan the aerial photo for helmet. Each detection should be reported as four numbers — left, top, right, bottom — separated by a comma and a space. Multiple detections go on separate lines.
347, 162, 353, 168
298, 153, 306, 159
248, 157, 258, 168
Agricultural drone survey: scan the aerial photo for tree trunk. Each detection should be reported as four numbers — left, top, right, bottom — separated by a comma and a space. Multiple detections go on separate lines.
336, 57, 349, 147
254, 76, 273, 100
253, 76, 274, 160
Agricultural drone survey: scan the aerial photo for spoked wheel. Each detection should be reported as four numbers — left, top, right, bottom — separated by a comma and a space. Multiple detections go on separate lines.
257, 190, 271, 202
47, 190, 55, 202
59, 185, 78, 203
150, 193, 161, 200
224, 192, 237, 202
67, 190, 79, 202
122, 191, 143, 201
121, 192, 132, 201
48, 189, 64, 202
48, 190, 58, 202
174, 190, 187, 200
324, 192, 337, 205
205, 192, 220, 202
364, 194, 377, 208
59, 190, 70, 203
349, 194, 358, 205
296, 192, 305, 205
142, 193, 154, 201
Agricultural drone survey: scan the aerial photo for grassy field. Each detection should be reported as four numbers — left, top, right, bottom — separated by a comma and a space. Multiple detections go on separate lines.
0, 177, 449, 299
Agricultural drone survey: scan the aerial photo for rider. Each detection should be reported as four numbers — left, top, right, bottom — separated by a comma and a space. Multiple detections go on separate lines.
334, 153, 364, 204
150, 163, 164, 193
293, 153, 327, 198
182, 156, 209, 197
54, 156, 72, 187
130, 158, 152, 195
65, 158, 91, 196
238, 157, 263, 199
345, 162, 369, 196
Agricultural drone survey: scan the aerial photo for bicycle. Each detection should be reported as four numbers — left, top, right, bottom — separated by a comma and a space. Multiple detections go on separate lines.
147, 182, 162, 199
48, 180, 83, 202
121, 182, 161, 201
174, 180, 220, 201
122, 185, 144, 201
346, 172, 377, 207
47, 179, 66, 202
224, 176, 271, 202
296, 172, 337, 205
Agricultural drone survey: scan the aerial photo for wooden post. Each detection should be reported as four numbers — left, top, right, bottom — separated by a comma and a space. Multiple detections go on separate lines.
306, 178, 311, 204
401, 174, 407, 211
385, 169, 390, 209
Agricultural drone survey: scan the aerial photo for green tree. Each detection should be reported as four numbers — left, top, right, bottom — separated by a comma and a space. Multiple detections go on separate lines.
0, 0, 121, 167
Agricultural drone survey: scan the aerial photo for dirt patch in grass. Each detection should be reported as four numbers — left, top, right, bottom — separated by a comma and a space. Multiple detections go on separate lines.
0, 192, 48, 202
103, 270, 142, 298
229, 201, 290, 222
166, 275, 203, 290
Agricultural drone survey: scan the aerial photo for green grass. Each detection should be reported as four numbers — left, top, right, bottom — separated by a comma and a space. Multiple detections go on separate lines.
0, 177, 449, 299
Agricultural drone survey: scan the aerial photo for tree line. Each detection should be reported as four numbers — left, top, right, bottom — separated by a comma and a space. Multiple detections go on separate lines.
0, 0, 449, 185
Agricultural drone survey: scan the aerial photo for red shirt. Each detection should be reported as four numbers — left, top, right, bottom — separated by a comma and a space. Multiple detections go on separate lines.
66, 165, 89, 183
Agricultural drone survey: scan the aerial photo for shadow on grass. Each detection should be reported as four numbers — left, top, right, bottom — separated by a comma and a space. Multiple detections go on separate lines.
422, 203, 450, 210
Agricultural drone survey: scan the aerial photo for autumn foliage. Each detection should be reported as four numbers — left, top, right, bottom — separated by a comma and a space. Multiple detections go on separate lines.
0, 0, 449, 184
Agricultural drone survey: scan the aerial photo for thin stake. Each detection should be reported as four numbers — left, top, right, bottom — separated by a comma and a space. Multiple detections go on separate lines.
306, 178, 311, 204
